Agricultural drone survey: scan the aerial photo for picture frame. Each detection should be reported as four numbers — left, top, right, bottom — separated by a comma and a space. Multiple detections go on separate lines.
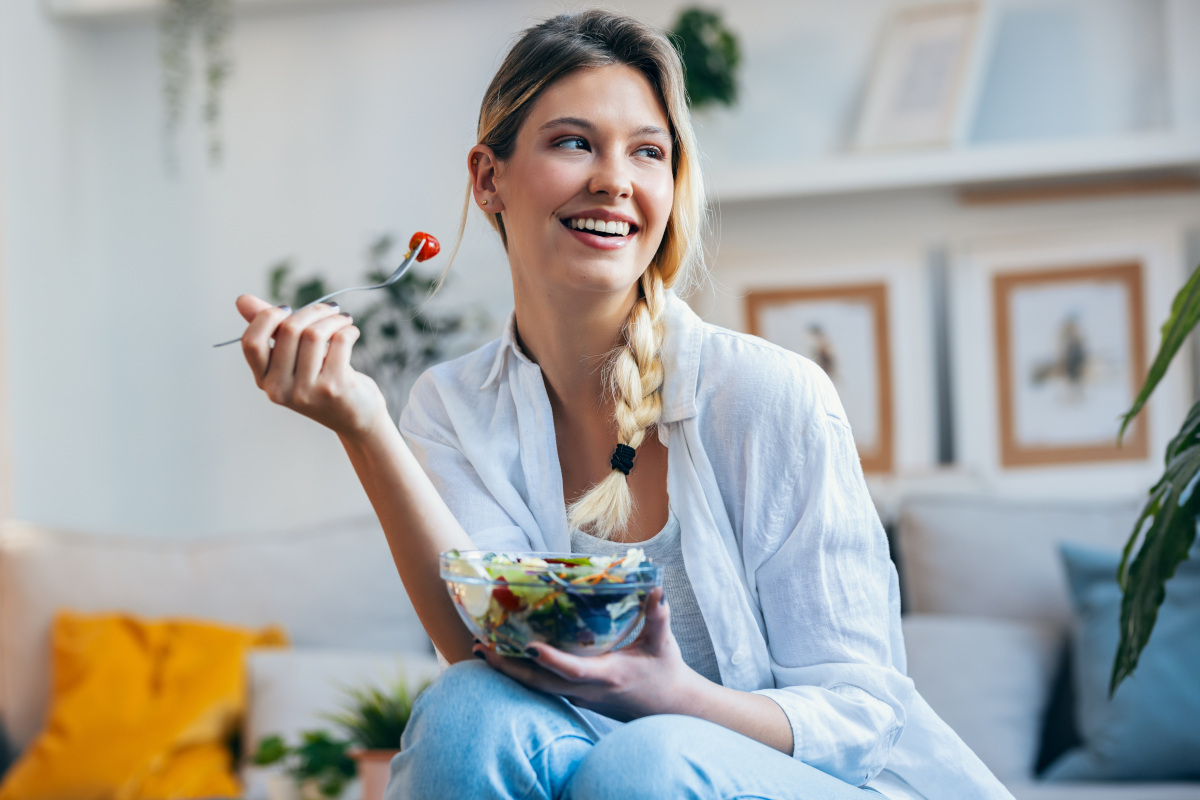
992, 261, 1148, 467
745, 283, 895, 473
949, 227, 1190, 500
854, 1, 982, 151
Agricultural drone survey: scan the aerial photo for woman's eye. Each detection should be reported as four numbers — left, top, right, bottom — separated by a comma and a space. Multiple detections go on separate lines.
556, 136, 588, 150
636, 146, 666, 160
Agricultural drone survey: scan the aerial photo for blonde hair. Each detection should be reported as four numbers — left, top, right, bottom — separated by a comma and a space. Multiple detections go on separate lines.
464, 10, 707, 539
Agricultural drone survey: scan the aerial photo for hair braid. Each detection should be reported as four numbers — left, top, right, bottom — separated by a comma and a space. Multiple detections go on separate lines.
567, 267, 667, 539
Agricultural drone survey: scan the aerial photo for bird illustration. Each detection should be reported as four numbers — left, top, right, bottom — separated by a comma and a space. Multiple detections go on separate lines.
1030, 315, 1090, 401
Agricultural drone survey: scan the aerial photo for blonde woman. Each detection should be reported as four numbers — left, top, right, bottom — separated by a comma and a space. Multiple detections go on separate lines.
235, 11, 1011, 800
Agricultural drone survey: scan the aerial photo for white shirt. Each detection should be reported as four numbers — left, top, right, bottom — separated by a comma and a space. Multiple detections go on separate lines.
399, 291, 1012, 800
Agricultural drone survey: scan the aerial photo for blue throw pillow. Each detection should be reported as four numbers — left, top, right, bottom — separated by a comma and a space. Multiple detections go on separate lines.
1043, 540, 1200, 780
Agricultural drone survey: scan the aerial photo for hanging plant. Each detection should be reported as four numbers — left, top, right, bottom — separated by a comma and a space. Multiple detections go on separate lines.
669, 7, 741, 109
159, 0, 234, 167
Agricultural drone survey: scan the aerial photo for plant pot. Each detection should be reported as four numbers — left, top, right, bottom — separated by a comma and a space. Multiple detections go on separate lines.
349, 749, 400, 800
265, 772, 302, 800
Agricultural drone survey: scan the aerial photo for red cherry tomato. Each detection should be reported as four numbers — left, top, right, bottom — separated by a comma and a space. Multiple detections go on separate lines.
409, 231, 441, 262
492, 581, 521, 612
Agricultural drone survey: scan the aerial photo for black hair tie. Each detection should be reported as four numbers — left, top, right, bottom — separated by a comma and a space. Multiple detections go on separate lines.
610, 443, 636, 476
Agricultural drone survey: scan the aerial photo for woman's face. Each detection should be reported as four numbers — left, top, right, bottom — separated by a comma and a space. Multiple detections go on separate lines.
484, 64, 675, 302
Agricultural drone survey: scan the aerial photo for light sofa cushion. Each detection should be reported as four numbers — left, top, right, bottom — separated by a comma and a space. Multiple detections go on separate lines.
901, 614, 1060, 783
896, 496, 1142, 624
1043, 542, 1200, 781
0, 516, 430, 753
242, 648, 441, 800
0, 612, 285, 800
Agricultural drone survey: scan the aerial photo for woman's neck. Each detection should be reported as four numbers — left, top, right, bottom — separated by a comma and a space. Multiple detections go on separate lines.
512, 283, 638, 415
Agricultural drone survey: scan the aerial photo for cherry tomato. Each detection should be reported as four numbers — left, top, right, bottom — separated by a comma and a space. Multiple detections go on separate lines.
409, 231, 441, 262
492, 580, 521, 612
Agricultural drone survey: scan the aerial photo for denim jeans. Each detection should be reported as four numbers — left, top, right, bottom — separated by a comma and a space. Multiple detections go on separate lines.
387, 660, 884, 800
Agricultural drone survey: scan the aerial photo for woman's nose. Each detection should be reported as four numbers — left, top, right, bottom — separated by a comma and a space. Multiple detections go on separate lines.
587, 152, 633, 198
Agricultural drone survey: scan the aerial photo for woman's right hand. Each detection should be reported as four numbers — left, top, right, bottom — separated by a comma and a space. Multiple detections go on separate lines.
236, 295, 388, 440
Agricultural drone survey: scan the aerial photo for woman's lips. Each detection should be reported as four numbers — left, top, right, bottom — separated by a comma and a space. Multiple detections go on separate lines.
563, 224, 635, 251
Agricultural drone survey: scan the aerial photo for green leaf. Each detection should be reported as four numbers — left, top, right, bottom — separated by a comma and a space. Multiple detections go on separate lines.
294, 277, 329, 309
322, 676, 432, 750
251, 734, 289, 766
294, 730, 354, 780
1111, 400, 1200, 695
1119, 265, 1200, 441
267, 261, 292, 305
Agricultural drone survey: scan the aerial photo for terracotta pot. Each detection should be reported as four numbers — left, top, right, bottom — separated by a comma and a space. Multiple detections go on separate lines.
350, 749, 401, 800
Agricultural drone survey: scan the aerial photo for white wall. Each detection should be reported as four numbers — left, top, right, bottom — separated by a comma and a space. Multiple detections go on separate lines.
1, 0, 1195, 536
0, 32, 10, 522
0, 0, 698, 536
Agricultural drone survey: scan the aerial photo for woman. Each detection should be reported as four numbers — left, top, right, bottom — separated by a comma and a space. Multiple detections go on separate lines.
235, 11, 1010, 800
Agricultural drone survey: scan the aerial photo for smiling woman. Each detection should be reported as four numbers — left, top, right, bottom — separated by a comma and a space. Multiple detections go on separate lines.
232, 9, 1012, 800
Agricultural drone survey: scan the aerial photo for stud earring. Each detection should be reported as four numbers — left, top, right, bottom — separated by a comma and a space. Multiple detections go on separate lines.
481, 199, 489, 206
472, 158, 478, 165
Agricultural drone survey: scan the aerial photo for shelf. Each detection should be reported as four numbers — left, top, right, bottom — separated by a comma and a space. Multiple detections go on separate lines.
46, 0, 361, 19
709, 132, 1200, 203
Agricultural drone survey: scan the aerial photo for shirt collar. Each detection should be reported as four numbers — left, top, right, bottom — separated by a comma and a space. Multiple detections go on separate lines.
480, 290, 701, 423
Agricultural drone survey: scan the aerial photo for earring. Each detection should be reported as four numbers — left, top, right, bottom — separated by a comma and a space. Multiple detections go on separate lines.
481, 199, 489, 206
472, 158, 478, 165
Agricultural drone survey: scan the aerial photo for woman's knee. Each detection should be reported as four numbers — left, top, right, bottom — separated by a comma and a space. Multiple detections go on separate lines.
402, 660, 522, 748
566, 715, 703, 799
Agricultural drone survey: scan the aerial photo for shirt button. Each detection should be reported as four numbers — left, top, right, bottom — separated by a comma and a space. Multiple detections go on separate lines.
731, 651, 746, 666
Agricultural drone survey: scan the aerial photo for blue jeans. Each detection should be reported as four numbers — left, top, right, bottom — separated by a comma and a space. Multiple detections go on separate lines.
387, 660, 883, 799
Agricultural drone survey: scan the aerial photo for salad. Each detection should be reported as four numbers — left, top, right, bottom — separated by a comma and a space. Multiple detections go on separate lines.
440, 549, 662, 657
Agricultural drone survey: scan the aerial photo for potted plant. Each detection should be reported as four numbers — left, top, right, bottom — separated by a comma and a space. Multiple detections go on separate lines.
251, 730, 356, 800
1111, 262, 1200, 693
322, 676, 433, 800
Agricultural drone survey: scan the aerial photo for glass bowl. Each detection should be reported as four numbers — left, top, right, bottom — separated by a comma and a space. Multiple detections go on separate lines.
440, 549, 662, 657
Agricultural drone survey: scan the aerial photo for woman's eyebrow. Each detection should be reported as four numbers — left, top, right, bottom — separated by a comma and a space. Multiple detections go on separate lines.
538, 116, 670, 139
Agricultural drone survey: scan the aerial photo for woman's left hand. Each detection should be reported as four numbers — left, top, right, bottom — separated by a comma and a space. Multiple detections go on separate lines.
472, 587, 706, 721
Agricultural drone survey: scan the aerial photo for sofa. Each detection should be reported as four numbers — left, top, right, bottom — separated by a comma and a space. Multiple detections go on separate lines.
0, 515, 440, 798
895, 495, 1200, 799
0, 497, 1195, 798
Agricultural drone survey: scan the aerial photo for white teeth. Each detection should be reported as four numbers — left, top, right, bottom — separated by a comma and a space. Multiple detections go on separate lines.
568, 218, 632, 236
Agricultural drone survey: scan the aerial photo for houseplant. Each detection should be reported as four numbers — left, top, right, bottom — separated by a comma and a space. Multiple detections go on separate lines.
669, 7, 741, 109
267, 234, 481, 418
159, 0, 233, 166
251, 730, 355, 800
1112, 263, 1200, 693
323, 675, 433, 800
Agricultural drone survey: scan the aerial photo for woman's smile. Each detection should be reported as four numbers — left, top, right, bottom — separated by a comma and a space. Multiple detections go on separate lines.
559, 210, 640, 251
488, 63, 675, 295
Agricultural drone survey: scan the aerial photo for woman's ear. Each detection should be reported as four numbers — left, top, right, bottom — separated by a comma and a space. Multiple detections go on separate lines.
468, 145, 504, 213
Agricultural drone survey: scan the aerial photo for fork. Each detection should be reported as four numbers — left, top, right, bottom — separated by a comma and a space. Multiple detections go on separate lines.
212, 239, 426, 348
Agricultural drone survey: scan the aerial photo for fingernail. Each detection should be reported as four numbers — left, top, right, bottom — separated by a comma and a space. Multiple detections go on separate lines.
659, 592, 667, 606
276, 304, 291, 312
324, 301, 339, 309
524, 647, 540, 659
473, 649, 487, 661
340, 312, 352, 318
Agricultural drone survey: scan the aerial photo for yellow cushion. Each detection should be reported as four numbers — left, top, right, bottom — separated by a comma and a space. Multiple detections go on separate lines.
0, 611, 287, 800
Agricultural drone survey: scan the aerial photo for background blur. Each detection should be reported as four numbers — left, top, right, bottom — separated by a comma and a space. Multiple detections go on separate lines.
0, 0, 1198, 538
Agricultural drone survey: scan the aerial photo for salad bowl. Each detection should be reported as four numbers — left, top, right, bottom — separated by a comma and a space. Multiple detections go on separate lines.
440, 549, 662, 657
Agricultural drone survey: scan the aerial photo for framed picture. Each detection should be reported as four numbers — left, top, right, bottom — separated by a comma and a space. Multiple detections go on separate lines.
949, 228, 1190, 500
992, 262, 1148, 467
746, 283, 894, 473
854, 2, 982, 151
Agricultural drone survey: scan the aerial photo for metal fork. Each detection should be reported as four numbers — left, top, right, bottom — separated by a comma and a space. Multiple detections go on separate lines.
212, 239, 426, 348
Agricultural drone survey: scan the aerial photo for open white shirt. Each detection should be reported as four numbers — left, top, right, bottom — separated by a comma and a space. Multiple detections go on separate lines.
399, 291, 1012, 800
